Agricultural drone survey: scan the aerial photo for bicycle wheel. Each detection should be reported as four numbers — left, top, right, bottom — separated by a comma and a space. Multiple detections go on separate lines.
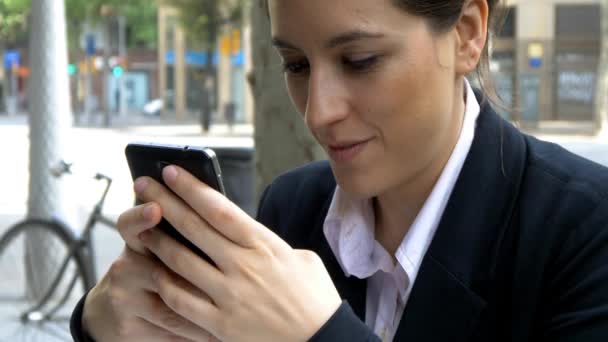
0, 219, 90, 342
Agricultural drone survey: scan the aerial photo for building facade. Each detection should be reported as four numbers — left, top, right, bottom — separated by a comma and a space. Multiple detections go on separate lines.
492, 0, 603, 125
157, 4, 252, 124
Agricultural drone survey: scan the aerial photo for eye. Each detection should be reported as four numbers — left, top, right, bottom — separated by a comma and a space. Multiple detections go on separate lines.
343, 55, 379, 72
282, 59, 310, 75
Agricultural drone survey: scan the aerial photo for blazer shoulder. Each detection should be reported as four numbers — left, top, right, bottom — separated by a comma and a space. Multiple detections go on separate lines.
523, 135, 608, 202
518, 138, 608, 338
256, 161, 335, 238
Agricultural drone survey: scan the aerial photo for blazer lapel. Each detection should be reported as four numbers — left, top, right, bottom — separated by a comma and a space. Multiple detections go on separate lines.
394, 100, 527, 341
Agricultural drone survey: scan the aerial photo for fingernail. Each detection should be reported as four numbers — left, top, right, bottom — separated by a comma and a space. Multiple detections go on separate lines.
134, 178, 149, 194
163, 165, 179, 183
142, 204, 155, 220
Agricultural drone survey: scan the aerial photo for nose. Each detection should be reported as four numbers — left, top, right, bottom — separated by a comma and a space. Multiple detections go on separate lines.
305, 69, 349, 130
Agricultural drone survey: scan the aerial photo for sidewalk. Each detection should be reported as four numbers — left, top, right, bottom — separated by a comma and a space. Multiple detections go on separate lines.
0, 112, 254, 138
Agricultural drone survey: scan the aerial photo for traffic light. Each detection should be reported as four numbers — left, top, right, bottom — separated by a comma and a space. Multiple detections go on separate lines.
68, 64, 77, 76
112, 66, 124, 78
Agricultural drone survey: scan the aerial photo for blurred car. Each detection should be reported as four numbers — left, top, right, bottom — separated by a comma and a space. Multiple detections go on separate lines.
142, 98, 163, 116
142, 90, 174, 116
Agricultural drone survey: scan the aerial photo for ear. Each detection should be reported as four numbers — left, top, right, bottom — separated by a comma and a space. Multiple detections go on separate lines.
454, 0, 489, 75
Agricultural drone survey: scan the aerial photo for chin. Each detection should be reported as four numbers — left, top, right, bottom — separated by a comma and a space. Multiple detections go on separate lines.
330, 165, 382, 200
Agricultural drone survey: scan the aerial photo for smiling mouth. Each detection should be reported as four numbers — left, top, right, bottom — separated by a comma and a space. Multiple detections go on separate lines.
327, 138, 373, 163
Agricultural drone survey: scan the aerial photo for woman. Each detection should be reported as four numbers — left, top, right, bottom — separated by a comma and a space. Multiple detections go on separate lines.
71, 0, 608, 341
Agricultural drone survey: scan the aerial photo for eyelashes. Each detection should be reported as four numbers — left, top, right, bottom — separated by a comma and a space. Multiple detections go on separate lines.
282, 59, 310, 74
282, 55, 381, 76
344, 55, 379, 71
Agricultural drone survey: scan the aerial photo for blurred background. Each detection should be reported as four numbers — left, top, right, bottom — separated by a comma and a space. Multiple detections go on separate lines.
0, 1, 607, 339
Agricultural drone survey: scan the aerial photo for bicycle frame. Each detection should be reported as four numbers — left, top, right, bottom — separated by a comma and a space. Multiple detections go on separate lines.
22, 171, 118, 322
78, 173, 115, 287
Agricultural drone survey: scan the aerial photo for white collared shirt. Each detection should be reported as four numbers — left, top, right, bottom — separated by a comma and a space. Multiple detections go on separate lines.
323, 79, 481, 341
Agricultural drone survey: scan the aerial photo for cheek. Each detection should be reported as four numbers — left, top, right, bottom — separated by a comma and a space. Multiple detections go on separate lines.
286, 78, 308, 116
383, 70, 452, 155
361, 52, 454, 174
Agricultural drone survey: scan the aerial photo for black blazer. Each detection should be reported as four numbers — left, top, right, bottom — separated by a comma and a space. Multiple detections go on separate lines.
71, 97, 608, 341
255, 100, 608, 341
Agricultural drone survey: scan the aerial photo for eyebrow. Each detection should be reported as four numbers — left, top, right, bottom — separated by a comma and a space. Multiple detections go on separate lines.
272, 30, 385, 51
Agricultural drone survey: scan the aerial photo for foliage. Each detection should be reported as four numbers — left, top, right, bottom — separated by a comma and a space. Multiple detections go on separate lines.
65, 0, 158, 49
0, 0, 30, 47
0, 0, 157, 50
166, 0, 245, 49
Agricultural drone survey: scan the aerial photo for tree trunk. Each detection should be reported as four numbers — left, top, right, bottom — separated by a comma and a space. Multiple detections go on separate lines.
596, 2, 608, 138
249, 0, 324, 197
27, 0, 72, 298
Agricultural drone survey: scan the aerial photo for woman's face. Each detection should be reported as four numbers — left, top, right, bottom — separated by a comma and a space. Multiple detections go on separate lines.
269, 0, 465, 199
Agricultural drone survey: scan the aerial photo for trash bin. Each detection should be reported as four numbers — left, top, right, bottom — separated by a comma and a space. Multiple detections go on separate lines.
214, 147, 255, 216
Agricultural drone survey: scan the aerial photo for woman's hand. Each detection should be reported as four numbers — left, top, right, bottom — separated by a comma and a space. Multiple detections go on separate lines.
134, 165, 342, 342
82, 202, 219, 341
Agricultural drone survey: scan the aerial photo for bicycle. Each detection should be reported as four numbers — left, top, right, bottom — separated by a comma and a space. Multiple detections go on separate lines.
0, 160, 117, 341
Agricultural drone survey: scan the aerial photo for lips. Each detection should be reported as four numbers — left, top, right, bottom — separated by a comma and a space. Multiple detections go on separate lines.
327, 138, 373, 163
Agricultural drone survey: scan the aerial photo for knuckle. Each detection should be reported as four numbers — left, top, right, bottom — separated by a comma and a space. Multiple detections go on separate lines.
255, 244, 275, 261
116, 319, 135, 338
178, 213, 201, 237
160, 308, 186, 331
152, 268, 167, 292
166, 249, 187, 271
245, 244, 275, 269
300, 249, 322, 264
211, 201, 234, 223
165, 293, 184, 314
223, 286, 242, 307
174, 255, 190, 275
108, 288, 124, 308
140, 178, 158, 197
108, 258, 129, 285
158, 281, 181, 312
116, 211, 133, 237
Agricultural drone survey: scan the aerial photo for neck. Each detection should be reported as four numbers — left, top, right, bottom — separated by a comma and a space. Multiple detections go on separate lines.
374, 80, 467, 255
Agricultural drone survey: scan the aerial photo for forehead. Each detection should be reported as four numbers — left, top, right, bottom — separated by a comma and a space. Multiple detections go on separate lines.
268, 0, 421, 40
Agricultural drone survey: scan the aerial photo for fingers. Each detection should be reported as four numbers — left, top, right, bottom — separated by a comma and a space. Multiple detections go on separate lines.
136, 291, 217, 342
161, 165, 282, 249
134, 175, 238, 268
140, 228, 226, 301
87, 247, 207, 342
109, 249, 219, 341
108, 247, 163, 293
117, 202, 162, 255
153, 265, 222, 340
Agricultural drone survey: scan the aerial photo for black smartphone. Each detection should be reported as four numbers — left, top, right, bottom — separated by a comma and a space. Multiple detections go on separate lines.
125, 142, 226, 264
